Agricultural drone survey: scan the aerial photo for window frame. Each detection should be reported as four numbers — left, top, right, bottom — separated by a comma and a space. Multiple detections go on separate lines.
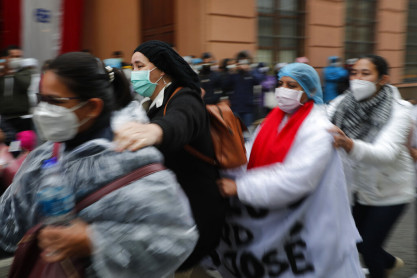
257, 0, 306, 65
344, 0, 377, 60
403, 0, 417, 83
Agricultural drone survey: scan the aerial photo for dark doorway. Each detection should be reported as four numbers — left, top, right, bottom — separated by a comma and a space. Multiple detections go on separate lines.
141, 0, 175, 46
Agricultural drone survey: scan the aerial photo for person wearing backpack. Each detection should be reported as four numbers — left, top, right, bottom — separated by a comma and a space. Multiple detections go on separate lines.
113, 40, 226, 275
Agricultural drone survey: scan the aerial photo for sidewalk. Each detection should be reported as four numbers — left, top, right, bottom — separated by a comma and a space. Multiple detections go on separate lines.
385, 200, 416, 278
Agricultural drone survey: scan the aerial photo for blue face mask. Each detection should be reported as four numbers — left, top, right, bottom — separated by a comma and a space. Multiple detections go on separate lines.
130, 67, 162, 97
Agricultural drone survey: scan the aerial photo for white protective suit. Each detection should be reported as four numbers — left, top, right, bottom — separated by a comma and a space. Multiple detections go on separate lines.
217, 105, 364, 278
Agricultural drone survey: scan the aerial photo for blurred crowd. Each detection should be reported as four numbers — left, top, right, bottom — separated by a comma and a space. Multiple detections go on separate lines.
1, 41, 417, 278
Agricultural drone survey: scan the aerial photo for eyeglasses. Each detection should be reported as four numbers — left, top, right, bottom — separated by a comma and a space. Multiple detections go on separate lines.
36, 93, 82, 105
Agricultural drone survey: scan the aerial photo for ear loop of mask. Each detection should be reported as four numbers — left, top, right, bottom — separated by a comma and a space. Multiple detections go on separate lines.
70, 101, 92, 127
149, 67, 164, 85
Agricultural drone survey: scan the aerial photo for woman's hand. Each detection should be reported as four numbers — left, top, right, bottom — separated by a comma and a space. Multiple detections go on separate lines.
114, 122, 163, 151
38, 219, 92, 263
409, 148, 417, 162
217, 178, 238, 197
328, 126, 353, 153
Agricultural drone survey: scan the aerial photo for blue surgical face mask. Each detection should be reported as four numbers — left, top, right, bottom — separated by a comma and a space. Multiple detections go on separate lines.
130, 67, 163, 97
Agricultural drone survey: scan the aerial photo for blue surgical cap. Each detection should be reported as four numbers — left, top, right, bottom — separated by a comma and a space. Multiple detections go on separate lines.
278, 63, 324, 104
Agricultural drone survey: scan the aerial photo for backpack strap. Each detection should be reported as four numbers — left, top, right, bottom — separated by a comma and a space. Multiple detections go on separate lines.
184, 145, 217, 166
52, 142, 61, 160
75, 163, 166, 212
163, 87, 183, 116
163, 87, 217, 166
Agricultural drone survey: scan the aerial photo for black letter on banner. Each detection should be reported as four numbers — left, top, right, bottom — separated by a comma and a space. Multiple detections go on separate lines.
284, 222, 314, 274
221, 223, 233, 246
222, 251, 241, 277
232, 224, 254, 246
284, 240, 314, 274
262, 250, 289, 276
240, 252, 265, 278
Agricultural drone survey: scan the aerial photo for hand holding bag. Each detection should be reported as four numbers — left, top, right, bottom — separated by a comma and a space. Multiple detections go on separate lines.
8, 163, 165, 278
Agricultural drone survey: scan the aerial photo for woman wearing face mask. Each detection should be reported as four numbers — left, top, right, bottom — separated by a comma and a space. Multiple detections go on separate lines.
216, 63, 364, 278
113, 40, 225, 273
0, 52, 198, 277
327, 54, 415, 278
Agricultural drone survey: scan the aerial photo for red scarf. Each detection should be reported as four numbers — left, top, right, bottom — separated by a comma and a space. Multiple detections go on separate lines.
247, 101, 314, 169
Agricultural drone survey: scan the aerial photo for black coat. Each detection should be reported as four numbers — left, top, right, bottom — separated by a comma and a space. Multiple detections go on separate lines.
149, 85, 225, 269
0, 68, 31, 117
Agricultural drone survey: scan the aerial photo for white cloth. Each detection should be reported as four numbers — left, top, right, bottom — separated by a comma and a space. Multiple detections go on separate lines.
410, 105, 417, 188
217, 106, 364, 278
327, 91, 416, 206
111, 100, 149, 131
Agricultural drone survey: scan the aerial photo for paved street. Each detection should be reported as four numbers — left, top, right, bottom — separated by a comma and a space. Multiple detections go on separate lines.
0, 200, 415, 278
385, 199, 416, 278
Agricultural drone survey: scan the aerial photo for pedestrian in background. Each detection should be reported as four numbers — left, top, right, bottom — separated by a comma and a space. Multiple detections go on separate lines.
217, 58, 235, 105
328, 54, 415, 278
0, 46, 32, 132
216, 62, 364, 278
322, 56, 348, 103
225, 51, 262, 129
198, 52, 222, 105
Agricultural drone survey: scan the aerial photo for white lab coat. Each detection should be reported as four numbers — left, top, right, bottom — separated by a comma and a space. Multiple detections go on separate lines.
217, 105, 364, 278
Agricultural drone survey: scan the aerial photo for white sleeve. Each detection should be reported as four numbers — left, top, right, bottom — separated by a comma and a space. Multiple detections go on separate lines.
348, 101, 413, 165
325, 94, 345, 119
236, 114, 334, 209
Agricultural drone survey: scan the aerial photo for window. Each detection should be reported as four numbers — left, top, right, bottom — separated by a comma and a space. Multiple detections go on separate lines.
257, 0, 306, 66
344, 0, 377, 59
404, 0, 417, 83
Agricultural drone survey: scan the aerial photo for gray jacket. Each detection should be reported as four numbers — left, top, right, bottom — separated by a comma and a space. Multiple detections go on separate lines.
0, 140, 198, 278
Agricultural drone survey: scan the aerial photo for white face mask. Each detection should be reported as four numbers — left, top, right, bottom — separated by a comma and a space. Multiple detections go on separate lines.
350, 79, 377, 101
33, 101, 89, 142
275, 87, 304, 114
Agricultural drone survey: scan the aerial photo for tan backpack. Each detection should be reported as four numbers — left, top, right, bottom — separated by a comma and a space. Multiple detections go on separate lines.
164, 87, 247, 169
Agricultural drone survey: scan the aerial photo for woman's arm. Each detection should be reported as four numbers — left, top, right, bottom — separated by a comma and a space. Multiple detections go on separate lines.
152, 89, 207, 152
114, 89, 206, 152
347, 101, 413, 164
56, 171, 197, 278
230, 113, 334, 209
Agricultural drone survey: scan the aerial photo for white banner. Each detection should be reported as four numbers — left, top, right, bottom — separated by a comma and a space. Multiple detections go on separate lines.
22, 0, 63, 69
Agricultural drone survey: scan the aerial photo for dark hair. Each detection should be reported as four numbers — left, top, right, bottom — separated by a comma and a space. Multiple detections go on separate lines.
201, 52, 212, 60
6, 45, 20, 51
219, 58, 232, 71
112, 50, 123, 56
41, 59, 53, 73
47, 52, 132, 120
134, 40, 200, 92
359, 54, 389, 78
0, 49, 8, 57
236, 50, 251, 61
